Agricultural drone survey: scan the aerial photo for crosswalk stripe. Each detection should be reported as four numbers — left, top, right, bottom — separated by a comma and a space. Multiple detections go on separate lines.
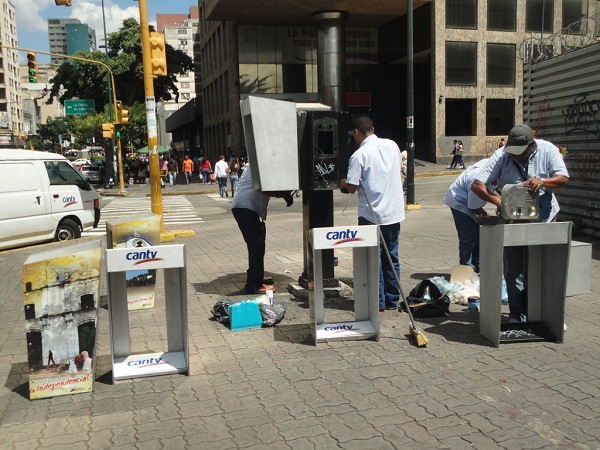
83, 196, 202, 236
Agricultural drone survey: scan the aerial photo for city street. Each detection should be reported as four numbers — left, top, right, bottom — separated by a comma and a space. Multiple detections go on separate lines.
1, 167, 599, 449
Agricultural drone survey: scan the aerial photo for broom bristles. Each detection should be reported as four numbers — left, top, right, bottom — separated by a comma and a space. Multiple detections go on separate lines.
409, 324, 429, 347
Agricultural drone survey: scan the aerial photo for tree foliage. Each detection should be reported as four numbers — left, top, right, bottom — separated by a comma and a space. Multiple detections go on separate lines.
46, 18, 194, 111
41, 18, 193, 153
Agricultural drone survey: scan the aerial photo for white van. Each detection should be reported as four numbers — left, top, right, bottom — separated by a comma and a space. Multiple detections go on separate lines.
0, 149, 100, 251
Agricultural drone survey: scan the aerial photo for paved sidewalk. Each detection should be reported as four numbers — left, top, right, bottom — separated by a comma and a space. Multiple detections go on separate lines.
0, 165, 599, 449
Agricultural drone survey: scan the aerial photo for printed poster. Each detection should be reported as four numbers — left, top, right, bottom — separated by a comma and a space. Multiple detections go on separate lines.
106, 213, 161, 310
22, 240, 102, 400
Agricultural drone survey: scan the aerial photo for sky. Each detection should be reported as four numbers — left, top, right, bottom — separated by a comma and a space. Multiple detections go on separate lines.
15, 0, 194, 64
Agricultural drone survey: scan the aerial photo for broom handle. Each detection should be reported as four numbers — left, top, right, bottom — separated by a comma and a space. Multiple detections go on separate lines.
359, 180, 422, 330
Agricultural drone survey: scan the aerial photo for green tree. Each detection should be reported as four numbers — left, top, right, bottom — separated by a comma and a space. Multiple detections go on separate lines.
46, 18, 194, 111
37, 116, 77, 153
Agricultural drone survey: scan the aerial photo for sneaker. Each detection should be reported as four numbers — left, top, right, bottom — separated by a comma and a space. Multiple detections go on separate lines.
379, 310, 385, 314
256, 284, 276, 294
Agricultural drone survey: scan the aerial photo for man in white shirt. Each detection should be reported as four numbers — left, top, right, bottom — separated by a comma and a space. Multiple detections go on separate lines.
214, 155, 229, 197
443, 159, 490, 273
340, 116, 405, 313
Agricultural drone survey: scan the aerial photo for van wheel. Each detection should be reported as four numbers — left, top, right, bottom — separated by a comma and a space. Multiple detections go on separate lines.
55, 219, 81, 242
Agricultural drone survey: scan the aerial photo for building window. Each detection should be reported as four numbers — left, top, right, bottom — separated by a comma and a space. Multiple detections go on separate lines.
445, 99, 476, 135
526, 0, 554, 33
487, 44, 515, 86
486, 99, 515, 135
488, 0, 516, 31
446, 0, 477, 29
562, 0, 588, 34
445, 41, 477, 85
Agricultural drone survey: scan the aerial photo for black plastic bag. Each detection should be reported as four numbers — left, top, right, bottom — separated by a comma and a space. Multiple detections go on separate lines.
408, 295, 451, 318
409, 279, 443, 300
258, 303, 286, 327
211, 299, 232, 324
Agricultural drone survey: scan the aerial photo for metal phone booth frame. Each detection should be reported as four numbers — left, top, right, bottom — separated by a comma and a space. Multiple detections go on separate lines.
310, 225, 380, 344
105, 244, 189, 382
479, 222, 571, 346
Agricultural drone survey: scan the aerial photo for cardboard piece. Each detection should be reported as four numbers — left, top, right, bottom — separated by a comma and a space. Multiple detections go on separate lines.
450, 265, 475, 284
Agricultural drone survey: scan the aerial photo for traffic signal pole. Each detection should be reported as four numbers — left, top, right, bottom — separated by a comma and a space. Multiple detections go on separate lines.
137, 0, 166, 236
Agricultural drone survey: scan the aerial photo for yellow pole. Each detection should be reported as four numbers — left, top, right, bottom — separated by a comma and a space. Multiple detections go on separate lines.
137, 0, 165, 234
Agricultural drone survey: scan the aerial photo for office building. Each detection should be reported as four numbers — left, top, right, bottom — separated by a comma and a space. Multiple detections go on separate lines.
192, 0, 598, 165
48, 18, 96, 65
157, 7, 200, 151
0, 0, 23, 147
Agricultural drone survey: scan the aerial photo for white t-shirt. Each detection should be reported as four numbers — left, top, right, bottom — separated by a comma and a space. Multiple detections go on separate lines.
346, 134, 405, 225
214, 159, 229, 178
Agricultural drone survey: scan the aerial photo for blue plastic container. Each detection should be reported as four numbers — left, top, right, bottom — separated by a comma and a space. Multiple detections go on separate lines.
229, 301, 262, 331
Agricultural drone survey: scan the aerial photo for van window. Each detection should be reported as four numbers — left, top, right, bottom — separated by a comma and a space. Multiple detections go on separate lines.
44, 161, 90, 190
0, 163, 40, 193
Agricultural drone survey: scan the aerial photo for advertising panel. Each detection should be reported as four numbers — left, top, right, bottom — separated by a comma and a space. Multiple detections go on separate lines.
22, 240, 102, 400
106, 213, 161, 310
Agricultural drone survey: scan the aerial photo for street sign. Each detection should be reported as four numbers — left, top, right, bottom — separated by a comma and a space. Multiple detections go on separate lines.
65, 99, 96, 115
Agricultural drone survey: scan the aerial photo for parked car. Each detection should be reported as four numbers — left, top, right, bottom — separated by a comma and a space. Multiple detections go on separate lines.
71, 158, 90, 168
79, 163, 104, 184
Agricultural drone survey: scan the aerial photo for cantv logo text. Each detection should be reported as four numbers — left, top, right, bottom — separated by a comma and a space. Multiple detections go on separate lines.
127, 357, 163, 367
63, 196, 77, 207
126, 250, 163, 265
325, 229, 363, 246
323, 324, 357, 332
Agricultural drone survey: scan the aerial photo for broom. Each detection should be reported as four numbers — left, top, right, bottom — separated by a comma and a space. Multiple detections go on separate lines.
359, 180, 429, 347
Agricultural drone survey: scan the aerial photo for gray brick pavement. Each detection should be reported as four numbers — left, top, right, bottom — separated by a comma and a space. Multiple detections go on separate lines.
0, 165, 599, 449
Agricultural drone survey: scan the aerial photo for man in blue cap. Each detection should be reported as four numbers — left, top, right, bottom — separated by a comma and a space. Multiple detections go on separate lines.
471, 124, 569, 323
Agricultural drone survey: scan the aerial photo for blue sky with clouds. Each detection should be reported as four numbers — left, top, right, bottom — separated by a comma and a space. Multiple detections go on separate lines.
15, 0, 194, 64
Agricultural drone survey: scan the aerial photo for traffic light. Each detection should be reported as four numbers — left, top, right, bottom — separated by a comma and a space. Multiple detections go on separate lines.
116, 101, 129, 125
114, 123, 122, 139
54, 0, 72, 6
27, 52, 37, 83
149, 32, 167, 77
102, 123, 115, 139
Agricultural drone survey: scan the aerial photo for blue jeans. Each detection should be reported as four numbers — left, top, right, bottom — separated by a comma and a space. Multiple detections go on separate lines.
359, 217, 400, 310
217, 177, 228, 196
504, 246, 527, 320
232, 208, 266, 294
229, 175, 238, 196
184, 171, 192, 184
202, 169, 211, 184
450, 208, 480, 271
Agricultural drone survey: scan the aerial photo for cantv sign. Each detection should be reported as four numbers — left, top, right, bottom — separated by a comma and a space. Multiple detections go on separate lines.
312, 225, 378, 250
106, 244, 185, 272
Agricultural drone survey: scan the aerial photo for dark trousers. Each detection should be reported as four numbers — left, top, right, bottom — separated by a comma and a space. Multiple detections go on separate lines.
504, 246, 528, 320
359, 217, 400, 310
232, 208, 266, 294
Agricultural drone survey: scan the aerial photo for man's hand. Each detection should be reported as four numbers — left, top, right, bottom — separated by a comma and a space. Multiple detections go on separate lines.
522, 177, 545, 192
339, 178, 357, 194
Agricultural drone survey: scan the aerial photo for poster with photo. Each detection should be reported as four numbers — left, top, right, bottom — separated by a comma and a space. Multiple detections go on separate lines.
22, 240, 102, 400
106, 213, 161, 311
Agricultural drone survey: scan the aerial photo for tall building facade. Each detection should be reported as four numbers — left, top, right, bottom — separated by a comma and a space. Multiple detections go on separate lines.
0, 0, 23, 147
47, 18, 96, 65
195, 0, 599, 166
65, 23, 96, 56
156, 7, 199, 150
